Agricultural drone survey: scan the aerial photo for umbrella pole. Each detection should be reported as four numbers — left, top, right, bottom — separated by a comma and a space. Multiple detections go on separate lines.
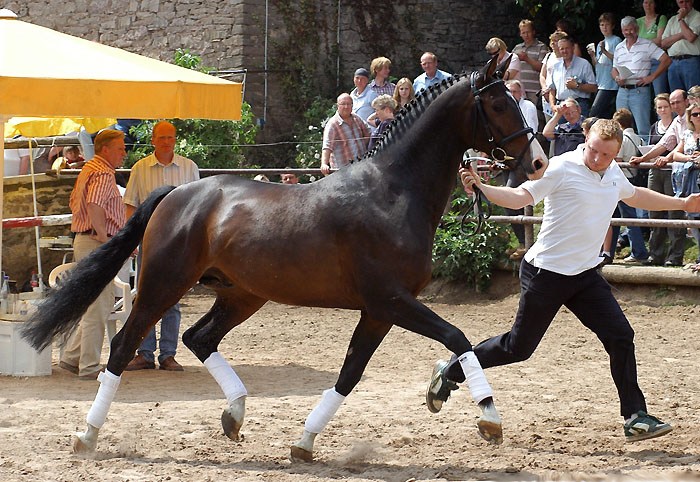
28, 140, 44, 291
0, 117, 6, 278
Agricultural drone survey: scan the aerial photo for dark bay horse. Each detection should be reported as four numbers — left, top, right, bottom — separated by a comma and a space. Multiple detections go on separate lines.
22, 57, 548, 462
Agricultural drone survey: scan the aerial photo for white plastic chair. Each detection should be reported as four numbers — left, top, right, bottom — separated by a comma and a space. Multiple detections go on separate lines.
48, 261, 135, 343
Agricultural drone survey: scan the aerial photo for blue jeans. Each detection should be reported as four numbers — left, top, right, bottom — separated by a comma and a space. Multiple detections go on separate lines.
618, 201, 649, 260
136, 246, 181, 364
616, 86, 652, 144
649, 58, 669, 96
667, 57, 700, 93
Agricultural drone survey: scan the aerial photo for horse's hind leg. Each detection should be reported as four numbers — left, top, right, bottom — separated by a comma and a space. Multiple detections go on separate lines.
365, 291, 502, 445
291, 310, 391, 463
182, 287, 267, 442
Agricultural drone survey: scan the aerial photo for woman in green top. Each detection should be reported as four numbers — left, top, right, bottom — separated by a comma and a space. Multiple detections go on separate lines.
637, 0, 669, 94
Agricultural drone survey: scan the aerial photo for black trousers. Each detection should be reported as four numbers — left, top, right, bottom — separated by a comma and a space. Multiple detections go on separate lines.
448, 259, 647, 417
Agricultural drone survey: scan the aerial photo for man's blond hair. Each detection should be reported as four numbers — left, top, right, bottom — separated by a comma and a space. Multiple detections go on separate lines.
94, 129, 125, 154
370, 57, 391, 77
589, 118, 623, 146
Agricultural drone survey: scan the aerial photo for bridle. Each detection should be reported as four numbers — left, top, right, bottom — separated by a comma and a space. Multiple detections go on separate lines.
460, 71, 538, 235
467, 70, 537, 171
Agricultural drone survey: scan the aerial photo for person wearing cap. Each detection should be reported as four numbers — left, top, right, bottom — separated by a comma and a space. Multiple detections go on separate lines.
350, 68, 378, 122
413, 52, 453, 95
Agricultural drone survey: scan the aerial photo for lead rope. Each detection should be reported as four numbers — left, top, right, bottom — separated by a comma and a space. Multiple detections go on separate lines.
459, 157, 493, 236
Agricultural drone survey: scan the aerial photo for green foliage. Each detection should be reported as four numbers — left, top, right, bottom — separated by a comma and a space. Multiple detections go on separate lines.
292, 97, 336, 169
515, 0, 595, 32
432, 187, 511, 290
123, 49, 258, 170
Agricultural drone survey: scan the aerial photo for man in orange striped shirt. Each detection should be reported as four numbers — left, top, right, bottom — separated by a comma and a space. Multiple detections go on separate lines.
60, 129, 127, 379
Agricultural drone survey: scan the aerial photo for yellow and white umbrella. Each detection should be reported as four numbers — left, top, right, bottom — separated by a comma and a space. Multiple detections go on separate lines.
0, 9, 243, 276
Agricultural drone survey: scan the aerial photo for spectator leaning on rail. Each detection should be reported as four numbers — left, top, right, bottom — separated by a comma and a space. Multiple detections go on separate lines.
413, 52, 452, 95
124, 120, 199, 372
643, 93, 687, 266
60, 129, 127, 380
369, 57, 396, 97
321, 93, 371, 176
548, 35, 597, 118
631, 88, 690, 166
513, 19, 549, 106
612, 16, 672, 144
613, 108, 649, 262
661, 0, 700, 92
543, 97, 586, 156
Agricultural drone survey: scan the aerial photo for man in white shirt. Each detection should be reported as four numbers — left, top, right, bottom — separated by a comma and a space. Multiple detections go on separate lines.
123, 120, 200, 372
427, 119, 700, 442
506, 80, 538, 132
612, 16, 671, 143
349, 68, 378, 122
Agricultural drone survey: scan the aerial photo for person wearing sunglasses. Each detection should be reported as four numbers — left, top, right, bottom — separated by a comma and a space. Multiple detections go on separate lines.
484, 37, 521, 81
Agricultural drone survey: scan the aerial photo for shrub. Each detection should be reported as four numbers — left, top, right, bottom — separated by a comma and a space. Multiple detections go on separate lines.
432, 187, 510, 290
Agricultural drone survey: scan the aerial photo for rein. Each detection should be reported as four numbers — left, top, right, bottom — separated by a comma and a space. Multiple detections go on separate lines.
458, 72, 537, 236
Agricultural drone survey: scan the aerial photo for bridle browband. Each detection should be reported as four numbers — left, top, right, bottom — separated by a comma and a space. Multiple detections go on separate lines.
468, 71, 537, 172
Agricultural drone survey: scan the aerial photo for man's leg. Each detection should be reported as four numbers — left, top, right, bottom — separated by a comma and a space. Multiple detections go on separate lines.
667, 61, 683, 93
564, 269, 646, 417
619, 201, 649, 260
679, 57, 700, 92
627, 87, 651, 144
157, 303, 181, 364
470, 261, 568, 370
646, 168, 668, 262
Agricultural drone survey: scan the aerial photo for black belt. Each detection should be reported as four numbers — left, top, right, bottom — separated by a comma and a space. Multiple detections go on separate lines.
619, 84, 640, 89
671, 55, 700, 60
76, 230, 111, 238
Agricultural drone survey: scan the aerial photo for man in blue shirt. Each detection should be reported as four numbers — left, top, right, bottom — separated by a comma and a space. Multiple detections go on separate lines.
413, 52, 452, 95
548, 36, 598, 117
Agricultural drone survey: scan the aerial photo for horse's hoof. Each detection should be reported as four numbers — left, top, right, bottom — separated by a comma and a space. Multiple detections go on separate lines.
72, 433, 96, 453
477, 418, 503, 445
221, 408, 243, 441
290, 444, 314, 463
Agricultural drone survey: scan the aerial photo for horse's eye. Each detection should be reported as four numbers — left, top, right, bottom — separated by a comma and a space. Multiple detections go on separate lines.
491, 99, 507, 113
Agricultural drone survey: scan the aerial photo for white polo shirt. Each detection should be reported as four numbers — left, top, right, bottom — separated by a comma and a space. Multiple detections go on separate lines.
613, 37, 665, 82
521, 145, 635, 275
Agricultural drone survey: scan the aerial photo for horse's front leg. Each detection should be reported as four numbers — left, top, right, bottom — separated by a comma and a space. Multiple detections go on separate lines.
368, 292, 502, 445
291, 311, 391, 463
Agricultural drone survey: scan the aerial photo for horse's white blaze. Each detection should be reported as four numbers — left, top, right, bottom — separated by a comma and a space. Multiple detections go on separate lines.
528, 135, 549, 179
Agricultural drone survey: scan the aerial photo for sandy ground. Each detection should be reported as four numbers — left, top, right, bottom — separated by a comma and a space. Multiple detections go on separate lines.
1, 273, 700, 481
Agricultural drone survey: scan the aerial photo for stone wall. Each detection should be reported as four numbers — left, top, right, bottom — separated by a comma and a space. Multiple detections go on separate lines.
9, 0, 524, 156
2, 175, 76, 288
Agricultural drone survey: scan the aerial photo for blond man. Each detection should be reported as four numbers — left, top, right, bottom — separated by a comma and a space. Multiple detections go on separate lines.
429, 119, 700, 443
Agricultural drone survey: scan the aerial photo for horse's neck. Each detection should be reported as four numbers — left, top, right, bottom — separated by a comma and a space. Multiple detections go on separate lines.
378, 94, 468, 226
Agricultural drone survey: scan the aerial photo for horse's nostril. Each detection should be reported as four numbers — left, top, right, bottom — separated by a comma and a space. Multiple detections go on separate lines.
534, 160, 543, 170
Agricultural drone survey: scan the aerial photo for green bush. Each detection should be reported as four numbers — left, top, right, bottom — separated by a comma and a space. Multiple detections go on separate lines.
432, 187, 511, 290
292, 96, 336, 170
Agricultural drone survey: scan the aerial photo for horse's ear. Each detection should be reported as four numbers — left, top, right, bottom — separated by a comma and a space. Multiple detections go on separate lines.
494, 54, 512, 80
483, 55, 499, 82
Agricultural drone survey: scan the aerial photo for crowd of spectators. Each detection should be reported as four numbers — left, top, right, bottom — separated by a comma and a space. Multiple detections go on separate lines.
320, 0, 700, 265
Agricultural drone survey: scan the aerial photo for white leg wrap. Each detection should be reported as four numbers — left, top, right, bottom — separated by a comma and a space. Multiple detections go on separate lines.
458, 351, 493, 404
204, 352, 247, 405
86, 370, 121, 429
304, 387, 346, 434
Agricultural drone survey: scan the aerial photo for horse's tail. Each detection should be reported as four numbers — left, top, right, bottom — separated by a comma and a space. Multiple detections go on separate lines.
21, 185, 177, 351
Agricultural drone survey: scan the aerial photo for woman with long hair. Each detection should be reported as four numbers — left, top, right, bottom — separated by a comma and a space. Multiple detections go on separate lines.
393, 77, 415, 110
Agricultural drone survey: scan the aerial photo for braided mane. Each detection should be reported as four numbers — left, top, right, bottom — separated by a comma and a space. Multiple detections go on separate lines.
349, 72, 470, 164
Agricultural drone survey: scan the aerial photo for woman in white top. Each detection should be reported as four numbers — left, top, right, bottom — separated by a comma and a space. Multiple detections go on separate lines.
539, 31, 567, 119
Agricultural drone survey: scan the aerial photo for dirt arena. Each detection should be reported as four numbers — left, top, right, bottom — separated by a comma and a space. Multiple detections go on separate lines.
1, 273, 700, 481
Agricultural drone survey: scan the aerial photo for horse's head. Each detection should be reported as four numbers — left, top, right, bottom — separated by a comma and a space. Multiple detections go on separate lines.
466, 56, 548, 181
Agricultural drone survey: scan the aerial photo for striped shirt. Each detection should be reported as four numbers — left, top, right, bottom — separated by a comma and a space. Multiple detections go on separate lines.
322, 112, 371, 168
370, 79, 396, 96
612, 37, 665, 82
70, 155, 126, 236
123, 153, 199, 207
659, 115, 688, 151
512, 40, 549, 102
